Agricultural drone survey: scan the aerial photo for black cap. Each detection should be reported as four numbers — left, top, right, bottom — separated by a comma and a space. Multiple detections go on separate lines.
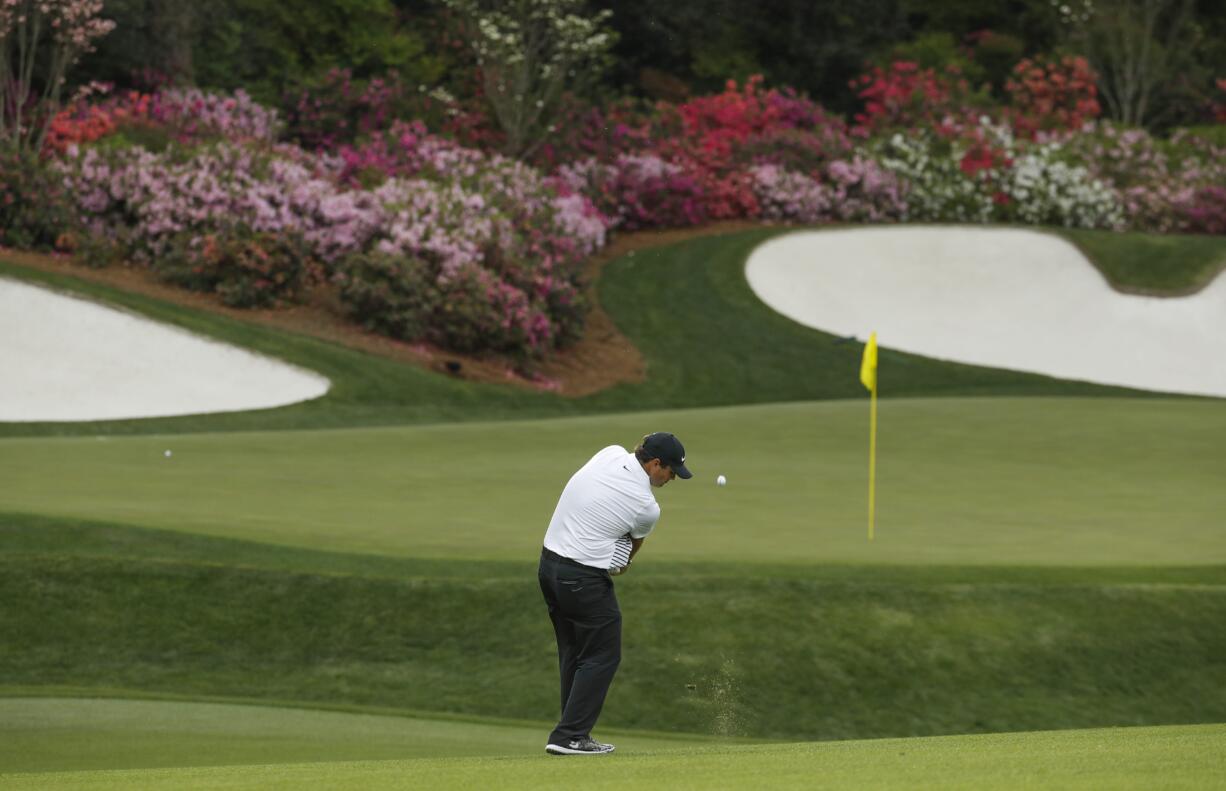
642, 432, 692, 479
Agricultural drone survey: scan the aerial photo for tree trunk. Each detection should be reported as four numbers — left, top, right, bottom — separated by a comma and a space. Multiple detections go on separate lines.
150, 0, 195, 84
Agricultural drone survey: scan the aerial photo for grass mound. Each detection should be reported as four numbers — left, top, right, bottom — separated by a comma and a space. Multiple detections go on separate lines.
4, 517, 1225, 744
1061, 228, 1226, 295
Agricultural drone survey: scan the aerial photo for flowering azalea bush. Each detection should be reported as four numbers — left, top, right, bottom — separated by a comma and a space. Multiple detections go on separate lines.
283, 68, 448, 151
153, 88, 282, 143
0, 150, 74, 248
656, 77, 854, 220
18, 49, 1226, 369
1052, 123, 1226, 232
1005, 55, 1100, 139
877, 121, 1122, 228
1000, 144, 1123, 228
44, 87, 279, 156
850, 61, 983, 135
158, 229, 324, 308
749, 165, 830, 222
43, 99, 126, 154
340, 250, 580, 356
528, 95, 656, 171
750, 157, 907, 224
554, 154, 705, 230
822, 156, 909, 222
545, 78, 863, 229
1181, 186, 1226, 234
432, 261, 558, 354
55, 121, 599, 358
732, 124, 856, 176
672, 75, 802, 160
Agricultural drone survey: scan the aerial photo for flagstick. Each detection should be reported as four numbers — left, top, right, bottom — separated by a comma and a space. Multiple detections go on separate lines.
868, 381, 877, 542
860, 331, 879, 543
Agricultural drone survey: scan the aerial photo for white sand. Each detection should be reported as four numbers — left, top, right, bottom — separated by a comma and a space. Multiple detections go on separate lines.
0, 277, 331, 422
745, 226, 1226, 398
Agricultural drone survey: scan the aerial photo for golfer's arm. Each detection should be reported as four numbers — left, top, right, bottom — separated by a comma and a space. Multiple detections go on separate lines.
628, 537, 644, 562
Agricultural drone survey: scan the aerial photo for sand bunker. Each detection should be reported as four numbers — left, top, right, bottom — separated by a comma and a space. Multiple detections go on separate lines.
745, 226, 1226, 398
1, 277, 331, 422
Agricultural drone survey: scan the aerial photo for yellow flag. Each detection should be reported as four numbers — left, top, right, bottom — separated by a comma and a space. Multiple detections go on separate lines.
860, 332, 878, 392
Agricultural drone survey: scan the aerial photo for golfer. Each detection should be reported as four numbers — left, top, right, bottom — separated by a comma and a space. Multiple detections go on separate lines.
538, 432, 692, 755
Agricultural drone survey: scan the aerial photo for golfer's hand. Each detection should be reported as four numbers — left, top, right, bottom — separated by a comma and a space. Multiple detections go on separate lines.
609, 562, 631, 576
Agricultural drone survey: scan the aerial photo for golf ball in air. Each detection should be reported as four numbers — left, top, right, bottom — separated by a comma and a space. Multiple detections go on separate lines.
716, 474, 726, 486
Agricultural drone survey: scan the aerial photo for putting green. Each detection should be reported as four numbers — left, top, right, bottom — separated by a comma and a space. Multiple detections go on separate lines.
2, 724, 1222, 790
1, 397, 1222, 566
0, 697, 710, 774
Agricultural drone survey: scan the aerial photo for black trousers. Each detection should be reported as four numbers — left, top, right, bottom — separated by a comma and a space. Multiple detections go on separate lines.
538, 547, 622, 744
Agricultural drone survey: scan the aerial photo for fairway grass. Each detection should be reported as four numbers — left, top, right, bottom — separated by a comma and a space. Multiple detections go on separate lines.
3, 226, 1224, 784
0, 697, 711, 774
1060, 228, 1226, 295
1, 397, 1222, 566
6, 524, 1225, 741
3, 724, 1223, 790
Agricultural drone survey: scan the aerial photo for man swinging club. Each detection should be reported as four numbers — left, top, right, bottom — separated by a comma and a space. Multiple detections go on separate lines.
538, 432, 692, 755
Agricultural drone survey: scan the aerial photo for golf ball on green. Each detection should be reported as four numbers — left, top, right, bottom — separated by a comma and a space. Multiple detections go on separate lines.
716, 474, 726, 486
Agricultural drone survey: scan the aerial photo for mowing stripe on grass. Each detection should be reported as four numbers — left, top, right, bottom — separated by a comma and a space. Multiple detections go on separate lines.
2, 724, 1222, 790
0, 697, 711, 773
1, 398, 1221, 566
4, 549, 1224, 741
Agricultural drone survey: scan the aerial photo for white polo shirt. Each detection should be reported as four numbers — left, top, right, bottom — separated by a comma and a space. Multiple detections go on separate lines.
543, 445, 661, 569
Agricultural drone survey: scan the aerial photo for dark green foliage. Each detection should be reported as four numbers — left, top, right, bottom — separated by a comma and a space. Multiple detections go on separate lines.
3, 517, 1224, 740
878, 31, 981, 78
68, 0, 1226, 132
0, 153, 74, 251
971, 30, 1027, 96
1180, 125, 1226, 147
594, 0, 910, 115
589, 0, 1220, 129
74, 0, 196, 87
80, 0, 447, 106
71, 233, 127, 270
103, 124, 178, 154
339, 251, 439, 340
191, 0, 444, 105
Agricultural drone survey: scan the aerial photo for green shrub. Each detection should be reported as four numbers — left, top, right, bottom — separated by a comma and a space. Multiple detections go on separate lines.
431, 262, 543, 355
1177, 124, 1226, 148
338, 251, 439, 341
192, 0, 445, 106
106, 123, 178, 154
0, 152, 75, 251
157, 229, 323, 308
879, 31, 987, 87
339, 253, 563, 359
71, 232, 128, 270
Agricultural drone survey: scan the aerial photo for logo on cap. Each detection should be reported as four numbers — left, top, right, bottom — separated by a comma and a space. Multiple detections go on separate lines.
642, 432, 692, 479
